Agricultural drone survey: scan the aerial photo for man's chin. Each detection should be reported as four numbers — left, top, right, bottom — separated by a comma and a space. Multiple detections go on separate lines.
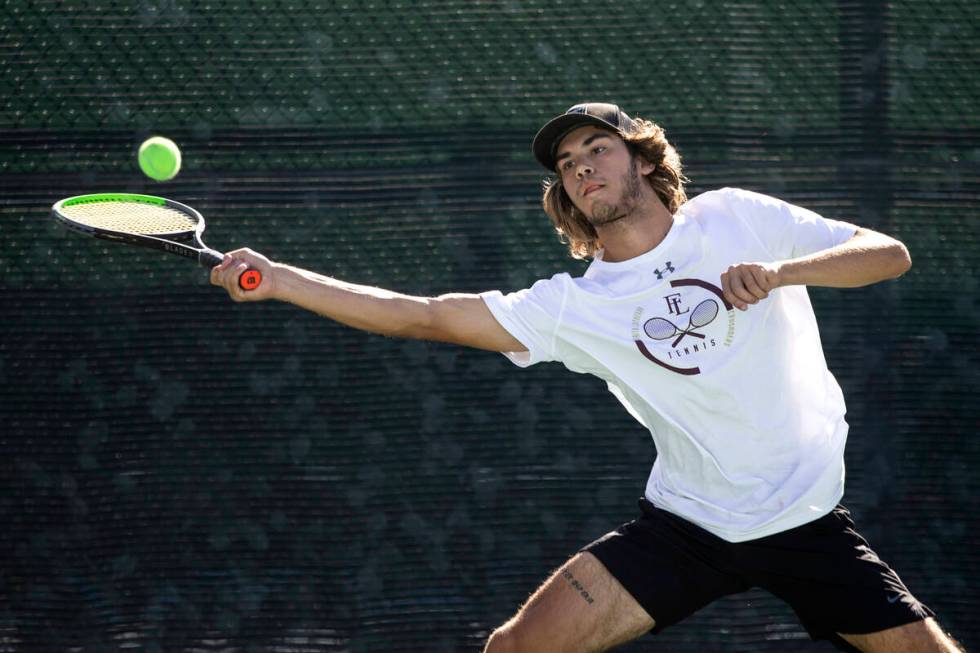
589, 203, 626, 226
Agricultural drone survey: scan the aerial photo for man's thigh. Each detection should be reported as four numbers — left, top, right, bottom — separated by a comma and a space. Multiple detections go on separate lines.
484, 552, 654, 653
746, 506, 936, 643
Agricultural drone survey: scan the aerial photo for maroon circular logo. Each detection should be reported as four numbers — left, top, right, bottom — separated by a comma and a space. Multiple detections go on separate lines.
632, 279, 735, 375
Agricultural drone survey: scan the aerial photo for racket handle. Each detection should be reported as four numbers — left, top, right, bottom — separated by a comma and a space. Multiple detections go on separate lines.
238, 268, 263, 291
199, 249, 224, 268
199, 249, 263, 291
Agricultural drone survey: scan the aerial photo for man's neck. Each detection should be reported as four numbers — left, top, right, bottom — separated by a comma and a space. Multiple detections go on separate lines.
596, 195, 675, 263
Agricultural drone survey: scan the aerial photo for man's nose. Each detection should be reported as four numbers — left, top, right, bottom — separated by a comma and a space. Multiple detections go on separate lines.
576, 163, 594, 179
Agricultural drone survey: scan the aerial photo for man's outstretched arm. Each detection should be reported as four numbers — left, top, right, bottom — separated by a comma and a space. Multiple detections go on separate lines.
721, 227, 912, 311
210, 248, 526, 353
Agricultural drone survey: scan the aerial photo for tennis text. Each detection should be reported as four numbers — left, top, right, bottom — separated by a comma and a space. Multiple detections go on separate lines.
665, 338, 719, 359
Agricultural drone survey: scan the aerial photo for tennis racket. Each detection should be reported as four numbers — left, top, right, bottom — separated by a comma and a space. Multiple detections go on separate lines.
644, 315, 707, 342
672, 299, 719, 347
643, 299, 720, 346
643, 316, 685, 341
51, 193, 261, 290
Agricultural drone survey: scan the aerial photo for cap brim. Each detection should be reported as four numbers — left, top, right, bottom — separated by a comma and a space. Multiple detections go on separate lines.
532, 114, 620, 171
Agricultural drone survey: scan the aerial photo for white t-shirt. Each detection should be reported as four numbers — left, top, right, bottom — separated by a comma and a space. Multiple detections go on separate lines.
481, 188, 859, 542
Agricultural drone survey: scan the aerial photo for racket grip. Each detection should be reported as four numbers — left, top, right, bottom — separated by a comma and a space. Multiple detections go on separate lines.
199, 249, 263, 291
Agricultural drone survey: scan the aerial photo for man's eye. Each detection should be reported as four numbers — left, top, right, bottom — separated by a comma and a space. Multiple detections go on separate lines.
561, 161, 575, 171
593, 146, 606, 154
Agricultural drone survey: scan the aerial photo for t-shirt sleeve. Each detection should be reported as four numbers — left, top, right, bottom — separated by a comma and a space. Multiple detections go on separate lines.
479, 273, 570, 368
722, 188, 858, 260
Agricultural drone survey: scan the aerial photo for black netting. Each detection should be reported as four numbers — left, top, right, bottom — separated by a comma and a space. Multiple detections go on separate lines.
1, 0, 977, 651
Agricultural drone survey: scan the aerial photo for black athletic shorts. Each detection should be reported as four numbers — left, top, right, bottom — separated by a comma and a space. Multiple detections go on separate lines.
582, 499, 935, 651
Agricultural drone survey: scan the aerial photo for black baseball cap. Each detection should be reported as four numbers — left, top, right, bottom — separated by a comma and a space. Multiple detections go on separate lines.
532, 102, 639, 171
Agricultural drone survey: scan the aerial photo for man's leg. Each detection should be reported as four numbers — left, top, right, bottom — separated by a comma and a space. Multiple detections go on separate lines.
483, 552, 655, 653
740, 506, 962, 652
838, 617, 966, 653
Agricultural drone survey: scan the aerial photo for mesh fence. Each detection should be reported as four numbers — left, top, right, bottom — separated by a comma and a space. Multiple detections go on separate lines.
1, 1, 978, 651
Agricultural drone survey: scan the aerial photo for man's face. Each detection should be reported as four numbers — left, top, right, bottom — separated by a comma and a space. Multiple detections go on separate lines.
554, 125, 652, 227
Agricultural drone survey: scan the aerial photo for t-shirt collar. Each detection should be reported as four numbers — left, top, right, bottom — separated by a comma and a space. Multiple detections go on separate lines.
586, 212, 684, 276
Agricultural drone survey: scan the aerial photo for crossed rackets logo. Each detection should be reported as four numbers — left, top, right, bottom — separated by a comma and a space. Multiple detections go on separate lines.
643, 299, 720, 347
632, 279, 735, 376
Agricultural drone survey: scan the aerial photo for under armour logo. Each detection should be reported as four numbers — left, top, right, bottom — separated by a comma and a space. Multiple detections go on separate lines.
654, 261, 675, 280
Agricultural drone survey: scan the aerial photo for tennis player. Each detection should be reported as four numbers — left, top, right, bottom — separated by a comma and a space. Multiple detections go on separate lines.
211, 103, 963, 653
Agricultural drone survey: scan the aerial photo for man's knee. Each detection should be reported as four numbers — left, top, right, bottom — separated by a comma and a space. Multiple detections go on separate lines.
483, 622, 524, 653
840, 617, 964, 653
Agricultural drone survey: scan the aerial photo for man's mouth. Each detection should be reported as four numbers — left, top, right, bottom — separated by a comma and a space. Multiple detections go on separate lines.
583, 184, 603, 197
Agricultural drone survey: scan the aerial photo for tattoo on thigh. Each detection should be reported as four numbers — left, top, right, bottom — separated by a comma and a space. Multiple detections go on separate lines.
561, 568, 595, 605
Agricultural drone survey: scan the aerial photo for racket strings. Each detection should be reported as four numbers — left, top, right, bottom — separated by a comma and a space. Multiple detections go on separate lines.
60, 200, 198, 235
690, 300, 719, 327
644, 318, 678, 340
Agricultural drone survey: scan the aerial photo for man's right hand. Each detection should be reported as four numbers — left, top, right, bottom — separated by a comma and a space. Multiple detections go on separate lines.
210, 247, 277, 302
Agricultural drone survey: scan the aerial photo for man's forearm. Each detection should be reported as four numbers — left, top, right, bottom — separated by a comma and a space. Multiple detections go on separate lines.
272, 264, 434, 338
721, 228, 912, 310
777, 228, 911, 288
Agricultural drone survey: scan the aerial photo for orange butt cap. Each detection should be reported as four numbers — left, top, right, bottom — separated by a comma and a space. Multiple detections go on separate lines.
239, 269, 263, 291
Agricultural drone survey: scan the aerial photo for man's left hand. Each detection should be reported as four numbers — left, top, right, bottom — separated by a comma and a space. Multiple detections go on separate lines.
721, 262, 782, 311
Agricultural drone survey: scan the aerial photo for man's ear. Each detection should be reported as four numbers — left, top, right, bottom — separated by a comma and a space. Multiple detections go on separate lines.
637, 157, 656, 177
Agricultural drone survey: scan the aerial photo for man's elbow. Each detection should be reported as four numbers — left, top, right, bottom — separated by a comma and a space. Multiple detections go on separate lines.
370, 296, 436, 341
889, 241, 912, 279
855, 228, 911, 280
398, 295, 459, 343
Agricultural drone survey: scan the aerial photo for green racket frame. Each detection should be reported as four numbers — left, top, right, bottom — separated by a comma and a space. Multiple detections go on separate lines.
52, 193, 261, 290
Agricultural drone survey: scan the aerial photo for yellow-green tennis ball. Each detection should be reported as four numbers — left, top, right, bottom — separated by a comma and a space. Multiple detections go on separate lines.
138, 136, 182, 181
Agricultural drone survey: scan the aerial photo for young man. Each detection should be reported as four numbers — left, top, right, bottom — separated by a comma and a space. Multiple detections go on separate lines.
211, 103, 962, 652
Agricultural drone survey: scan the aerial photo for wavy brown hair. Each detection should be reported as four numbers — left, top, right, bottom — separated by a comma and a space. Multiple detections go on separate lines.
541, 118, 688, 259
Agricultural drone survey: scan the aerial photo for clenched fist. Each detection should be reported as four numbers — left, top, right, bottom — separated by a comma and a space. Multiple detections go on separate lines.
720, 262, 782, 311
